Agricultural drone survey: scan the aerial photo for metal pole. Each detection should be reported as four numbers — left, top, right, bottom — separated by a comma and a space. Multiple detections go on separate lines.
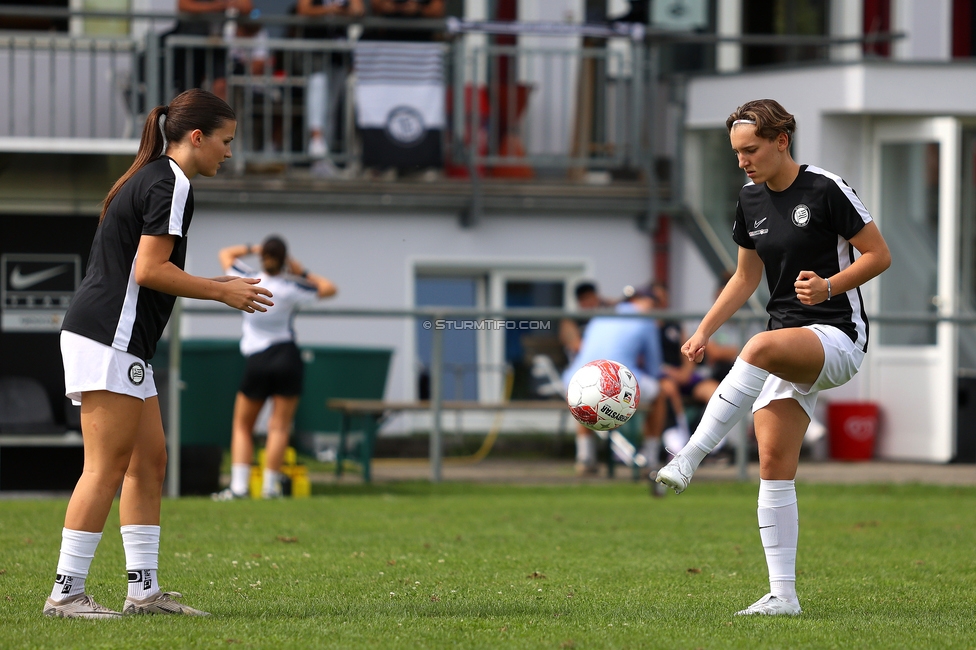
465, 47, 482, 227
166, 297, 183, 497
145, 28, 160, 111
429, 317, 444, 482
642, 42, 658, 233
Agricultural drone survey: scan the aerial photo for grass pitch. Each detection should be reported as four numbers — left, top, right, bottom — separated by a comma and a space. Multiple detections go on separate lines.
1, 481, 974, 649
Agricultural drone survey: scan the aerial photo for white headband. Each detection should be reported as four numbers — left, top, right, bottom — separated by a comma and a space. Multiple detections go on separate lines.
731, 119, 756, 126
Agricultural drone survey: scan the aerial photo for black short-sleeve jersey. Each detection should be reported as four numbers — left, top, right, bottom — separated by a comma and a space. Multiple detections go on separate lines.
62, 156, 193, 361
731, 164, 872, 351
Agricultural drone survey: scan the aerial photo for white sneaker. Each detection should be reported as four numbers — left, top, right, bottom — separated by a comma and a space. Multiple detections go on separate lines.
211, 488, 248, 502
734, 593, 802, 616
311, 158, 340, 178
655, 454, 695, 494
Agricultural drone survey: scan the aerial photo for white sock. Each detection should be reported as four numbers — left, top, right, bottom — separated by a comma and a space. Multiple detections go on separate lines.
263, 467, 281, 495
757, 479, 799, 602
122, 524, 160, 600
678, 358, 768, 470
230, 463, 251, 496
575, 433, 596, 465
51, 528, 101, 601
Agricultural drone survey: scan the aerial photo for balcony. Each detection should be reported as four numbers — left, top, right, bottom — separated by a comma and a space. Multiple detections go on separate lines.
0, 7, 667, 223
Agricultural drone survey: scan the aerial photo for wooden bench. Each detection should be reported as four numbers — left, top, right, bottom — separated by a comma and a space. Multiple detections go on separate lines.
325, 398, 649, 482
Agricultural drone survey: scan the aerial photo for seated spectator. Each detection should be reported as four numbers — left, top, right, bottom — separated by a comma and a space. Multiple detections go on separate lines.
295, 0, 365, 177
561, 285, 665, 478
558, 281, 613, 365
174, 0, 255, 100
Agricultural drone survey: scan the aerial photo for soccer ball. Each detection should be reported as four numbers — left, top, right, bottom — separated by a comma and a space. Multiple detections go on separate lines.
565, 359, 640, 431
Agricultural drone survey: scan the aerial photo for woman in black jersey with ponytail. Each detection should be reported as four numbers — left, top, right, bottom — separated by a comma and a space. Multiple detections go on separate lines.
656, 99, 891, 616
44, 89, 273, 618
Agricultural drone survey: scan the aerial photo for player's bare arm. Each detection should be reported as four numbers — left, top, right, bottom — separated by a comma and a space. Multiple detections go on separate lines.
286, 256, 337, 298
794, 222, 891, 306
683, 248, 764, 363
218, 243, 255, 271
135, 234, 274, 312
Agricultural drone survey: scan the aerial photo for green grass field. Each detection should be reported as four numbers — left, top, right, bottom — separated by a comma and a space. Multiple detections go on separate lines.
1, 481, 974, 649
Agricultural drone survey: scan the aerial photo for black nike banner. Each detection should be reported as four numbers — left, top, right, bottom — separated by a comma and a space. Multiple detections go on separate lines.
1, 253, 80, 332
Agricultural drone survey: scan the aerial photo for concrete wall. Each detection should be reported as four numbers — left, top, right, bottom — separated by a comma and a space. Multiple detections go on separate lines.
686, 62, 976, 176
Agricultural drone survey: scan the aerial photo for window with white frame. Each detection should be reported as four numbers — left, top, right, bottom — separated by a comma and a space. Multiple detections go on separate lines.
414, 262, 586, 402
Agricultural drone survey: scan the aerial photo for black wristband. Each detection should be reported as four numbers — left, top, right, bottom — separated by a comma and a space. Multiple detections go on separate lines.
245, 243, 253, 254
300, 269, 309, 279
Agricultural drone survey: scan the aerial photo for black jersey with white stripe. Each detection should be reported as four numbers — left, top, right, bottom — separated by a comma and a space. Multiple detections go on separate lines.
731, 164, 872, 351
62, 156, 193, 361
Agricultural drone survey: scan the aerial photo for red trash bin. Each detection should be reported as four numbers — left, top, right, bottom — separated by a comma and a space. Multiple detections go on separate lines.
827, 402, 879, 461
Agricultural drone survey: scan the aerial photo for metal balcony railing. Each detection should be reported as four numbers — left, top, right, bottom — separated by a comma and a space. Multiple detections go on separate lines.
0, 7, 653, 179
0, 6, 903, 178
0, 32, 140, 142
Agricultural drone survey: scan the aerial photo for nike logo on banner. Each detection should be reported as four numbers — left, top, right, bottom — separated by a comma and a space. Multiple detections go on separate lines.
9, 265, 69, 290
759, 525, 775, 529
753, 218, 767, 228
718, 393, 737, 406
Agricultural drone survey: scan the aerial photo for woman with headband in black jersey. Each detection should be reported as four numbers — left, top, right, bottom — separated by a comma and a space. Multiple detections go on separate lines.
656, 99, 891, 617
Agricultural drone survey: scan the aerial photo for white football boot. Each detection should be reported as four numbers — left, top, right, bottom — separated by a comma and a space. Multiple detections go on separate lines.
654, 454, 695, 494
123, 591, 209, 616
734, 593, 802, 616
43, 593, 121, 619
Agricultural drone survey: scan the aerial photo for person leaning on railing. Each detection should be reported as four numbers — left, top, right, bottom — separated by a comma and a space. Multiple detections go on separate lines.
173, 0, 255, 99
295, 0, 365, 177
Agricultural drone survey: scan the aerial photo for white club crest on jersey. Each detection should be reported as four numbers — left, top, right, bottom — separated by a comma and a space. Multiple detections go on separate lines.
792, 204, 811, 227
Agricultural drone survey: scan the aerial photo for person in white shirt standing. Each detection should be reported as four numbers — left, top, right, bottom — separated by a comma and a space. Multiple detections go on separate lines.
213, 236, 336, 500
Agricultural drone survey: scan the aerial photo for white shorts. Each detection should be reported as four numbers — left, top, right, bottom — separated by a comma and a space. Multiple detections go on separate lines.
61, 330, 157, 405
753, 324, 864, 421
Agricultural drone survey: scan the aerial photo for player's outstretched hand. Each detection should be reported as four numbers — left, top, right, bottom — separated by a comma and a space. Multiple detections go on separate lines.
681, 331, 708, 364
794, 270, 827, 305
221, 277, 274, 313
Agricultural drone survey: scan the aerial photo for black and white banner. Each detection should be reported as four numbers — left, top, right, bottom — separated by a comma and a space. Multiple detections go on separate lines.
355, 41, 444, 168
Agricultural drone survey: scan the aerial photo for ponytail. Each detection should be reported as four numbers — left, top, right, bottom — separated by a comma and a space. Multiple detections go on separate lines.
99, 89, 235, 223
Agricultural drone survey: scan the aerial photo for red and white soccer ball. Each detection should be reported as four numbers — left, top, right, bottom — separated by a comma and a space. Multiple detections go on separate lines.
566, 359, 641, 431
